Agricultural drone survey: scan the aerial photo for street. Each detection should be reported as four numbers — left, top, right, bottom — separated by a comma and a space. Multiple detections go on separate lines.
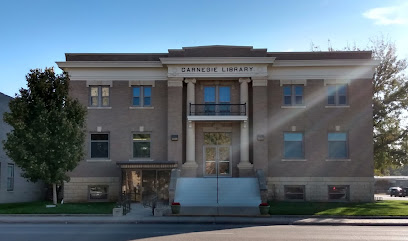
1, 224, 408, 241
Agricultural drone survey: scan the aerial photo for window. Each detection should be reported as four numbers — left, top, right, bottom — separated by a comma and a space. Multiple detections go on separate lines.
285, 186, 305, 200
284, 133, 304, 159
133, 133, 151, 158
328, 132, 348, 159
90, 86, 110, 107
7, 164, 14, 191
90, 134, 109, 159
204, 86, 231, 114
283, 85, 304, 105
132, 86, 152, 107
327, 84, 347, 105
328, 185, 349, 201
89, 185, 108, 200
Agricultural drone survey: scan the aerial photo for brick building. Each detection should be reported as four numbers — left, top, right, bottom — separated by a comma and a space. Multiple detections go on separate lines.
57, 45, 379, 204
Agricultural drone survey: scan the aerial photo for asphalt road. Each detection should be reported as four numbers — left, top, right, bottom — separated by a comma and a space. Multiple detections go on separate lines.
1, 224, 408, 241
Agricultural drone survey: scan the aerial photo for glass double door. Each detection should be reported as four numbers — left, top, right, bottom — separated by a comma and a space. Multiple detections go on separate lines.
204, 133, 232, 176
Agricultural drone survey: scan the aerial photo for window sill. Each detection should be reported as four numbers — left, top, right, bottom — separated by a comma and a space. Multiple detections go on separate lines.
282, 159, 307, 162
325, 105, 350, 108
281, 105, 306, 109
86, 159, 111, 162
129, 106, 154, 110
87, 107, 112, 110
326, 159, 351, 162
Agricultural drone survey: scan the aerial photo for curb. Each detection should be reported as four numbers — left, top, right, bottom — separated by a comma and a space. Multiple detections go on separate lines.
0, 216, 408, 226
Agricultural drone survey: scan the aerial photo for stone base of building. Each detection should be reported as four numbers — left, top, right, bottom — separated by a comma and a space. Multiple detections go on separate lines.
63, 177, 120, 203
267, 177, 374, 202
181, 162, 198, 177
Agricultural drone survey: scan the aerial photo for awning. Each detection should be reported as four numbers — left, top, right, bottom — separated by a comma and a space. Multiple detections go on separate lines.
117, 160, 178, 169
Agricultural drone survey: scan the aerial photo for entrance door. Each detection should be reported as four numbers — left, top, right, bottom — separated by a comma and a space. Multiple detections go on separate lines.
204, 133, 232, 176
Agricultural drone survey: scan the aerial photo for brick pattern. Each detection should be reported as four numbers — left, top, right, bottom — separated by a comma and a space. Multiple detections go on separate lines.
267, 79, 373, 178
69, 80, 169, 178
63, 177, 120, 202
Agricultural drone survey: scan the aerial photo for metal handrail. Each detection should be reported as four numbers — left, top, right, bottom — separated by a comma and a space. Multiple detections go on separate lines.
117, 191, 131, 215
189, 103, 246, 116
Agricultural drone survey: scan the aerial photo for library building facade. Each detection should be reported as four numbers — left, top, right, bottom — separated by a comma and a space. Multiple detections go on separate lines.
57, 45, 379, 204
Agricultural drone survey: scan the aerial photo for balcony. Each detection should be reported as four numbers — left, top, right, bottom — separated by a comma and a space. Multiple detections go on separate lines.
188, 103, 247, 121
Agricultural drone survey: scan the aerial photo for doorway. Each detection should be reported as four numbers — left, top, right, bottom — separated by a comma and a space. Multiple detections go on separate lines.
203, 132, 232, 177
122, 169, 171, 203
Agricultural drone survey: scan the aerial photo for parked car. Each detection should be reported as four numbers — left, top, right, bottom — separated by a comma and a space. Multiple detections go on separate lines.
402, 187, 408, 197
389, 187, 405, 197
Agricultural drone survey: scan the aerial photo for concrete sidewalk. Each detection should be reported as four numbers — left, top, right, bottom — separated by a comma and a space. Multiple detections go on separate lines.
0, 203, 407, 226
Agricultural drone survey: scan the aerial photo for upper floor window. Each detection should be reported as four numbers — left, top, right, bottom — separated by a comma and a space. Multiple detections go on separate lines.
133, 86, 152, 107
204, 86, 231, 114
327, 84, 347, 105
284, 132, 304, 159
90, 86, 110, 107
328, 132, 348, 159
91, 134, 109, 159
283, 85, 303, 106
133, 133, 151, 158
7, 163, 14, 191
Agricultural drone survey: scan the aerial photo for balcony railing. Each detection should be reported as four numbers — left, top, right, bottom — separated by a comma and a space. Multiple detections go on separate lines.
189, 103, 246, 116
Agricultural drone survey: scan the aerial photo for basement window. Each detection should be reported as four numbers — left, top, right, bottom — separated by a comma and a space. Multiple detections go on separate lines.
284, 185, 305, 200
89, 185, 108, 201
328, 185, 349, 201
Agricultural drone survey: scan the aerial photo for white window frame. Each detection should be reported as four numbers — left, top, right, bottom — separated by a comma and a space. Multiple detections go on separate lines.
327, 84, 348, 106
89, 86, 110, 107
328, 132, 348, 159
283, 85, 304, 106
132, 86, 152, 107
283, 132, 305, 159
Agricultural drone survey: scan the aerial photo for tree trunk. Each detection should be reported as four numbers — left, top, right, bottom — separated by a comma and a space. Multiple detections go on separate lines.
53, 183, 57, 205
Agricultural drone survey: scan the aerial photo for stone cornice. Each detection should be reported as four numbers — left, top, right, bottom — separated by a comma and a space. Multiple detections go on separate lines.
160, 57, 276, 65
273, 59, 380, 67
56, 61, 163, 69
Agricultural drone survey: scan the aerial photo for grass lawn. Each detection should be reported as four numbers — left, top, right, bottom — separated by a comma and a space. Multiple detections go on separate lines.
0, 201, 116, 214
269, 200, 408, 216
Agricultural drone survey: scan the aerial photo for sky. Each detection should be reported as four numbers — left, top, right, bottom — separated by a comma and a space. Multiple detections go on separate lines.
0, 0, 407, 97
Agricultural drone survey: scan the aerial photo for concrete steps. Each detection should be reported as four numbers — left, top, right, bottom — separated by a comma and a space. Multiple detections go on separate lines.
174, 177, 261, 213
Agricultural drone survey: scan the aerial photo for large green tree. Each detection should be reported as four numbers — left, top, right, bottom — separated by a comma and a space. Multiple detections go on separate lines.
3, 68, 86, 204
371, 38, 408, 175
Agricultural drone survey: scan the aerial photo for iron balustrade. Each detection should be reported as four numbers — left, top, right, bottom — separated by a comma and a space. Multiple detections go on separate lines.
189, 103, 246, 116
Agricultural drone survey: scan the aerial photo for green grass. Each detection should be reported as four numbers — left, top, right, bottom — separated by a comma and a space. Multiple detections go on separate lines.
0, 201, 116, 214
268, 201, 408, 216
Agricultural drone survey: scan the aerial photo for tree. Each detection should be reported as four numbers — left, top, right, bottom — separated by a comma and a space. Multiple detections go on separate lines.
3, 68, 86, 204
371, 37, 408, 175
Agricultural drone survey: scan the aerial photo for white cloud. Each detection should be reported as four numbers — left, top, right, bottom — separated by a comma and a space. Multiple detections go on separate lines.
363, 4, 408, 25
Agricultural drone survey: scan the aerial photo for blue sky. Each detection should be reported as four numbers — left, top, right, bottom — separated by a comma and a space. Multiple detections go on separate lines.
1, 0, 407, 97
